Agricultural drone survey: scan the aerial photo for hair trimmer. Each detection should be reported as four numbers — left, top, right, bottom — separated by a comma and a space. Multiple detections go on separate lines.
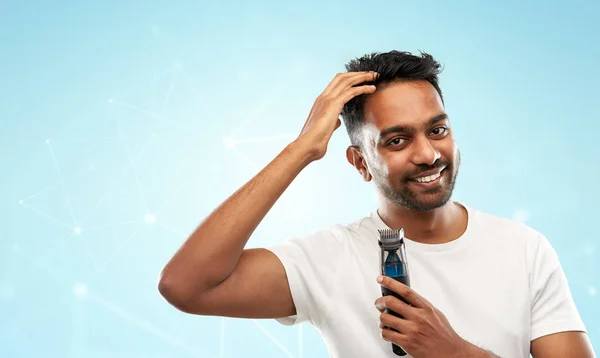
378, 228, 410, 356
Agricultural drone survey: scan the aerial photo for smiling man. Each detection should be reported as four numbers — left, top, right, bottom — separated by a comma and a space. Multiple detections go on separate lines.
158, 51, 595, 358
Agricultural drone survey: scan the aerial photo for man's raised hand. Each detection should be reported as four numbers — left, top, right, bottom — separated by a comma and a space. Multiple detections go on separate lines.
295, 71, 378, 161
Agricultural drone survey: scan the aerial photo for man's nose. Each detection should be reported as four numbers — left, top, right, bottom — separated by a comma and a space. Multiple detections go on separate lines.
409, 136, 440, 166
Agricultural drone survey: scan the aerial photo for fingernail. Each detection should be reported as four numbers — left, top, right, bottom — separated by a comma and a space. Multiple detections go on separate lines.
377, 276, 383, 283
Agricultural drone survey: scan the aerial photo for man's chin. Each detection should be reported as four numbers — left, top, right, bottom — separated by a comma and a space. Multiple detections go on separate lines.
408, 198, 450, 212
396, 188, 453, 212
377, 175, 456, 211
402, 171, 456, 210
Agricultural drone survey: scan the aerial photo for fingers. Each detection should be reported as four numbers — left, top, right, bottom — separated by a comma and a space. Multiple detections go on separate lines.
377, 276, 432, 308
322, 71, 379, 97
332, 71, 379, 95
374, 294, 415, 319
378, 312, 410, 348
381, 327, 408, 344
340, 84, 376, 103
379, 312, 412, 334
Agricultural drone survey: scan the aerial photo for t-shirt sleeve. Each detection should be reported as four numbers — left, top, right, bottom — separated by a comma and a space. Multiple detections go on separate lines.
266, 226, 343, 327
527, 229, 587, 341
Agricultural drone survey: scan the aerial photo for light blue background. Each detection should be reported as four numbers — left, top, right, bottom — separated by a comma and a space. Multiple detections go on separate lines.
1, 1, 598, 357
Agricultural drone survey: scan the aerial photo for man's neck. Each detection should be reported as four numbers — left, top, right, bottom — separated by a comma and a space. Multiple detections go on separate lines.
377, 200, 468, 245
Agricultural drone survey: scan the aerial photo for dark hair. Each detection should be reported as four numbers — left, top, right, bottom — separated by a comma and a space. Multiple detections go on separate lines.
341, 50, 444, 146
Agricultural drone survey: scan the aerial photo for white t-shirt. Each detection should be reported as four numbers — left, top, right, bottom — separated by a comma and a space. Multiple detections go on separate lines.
267, 203, 586, 358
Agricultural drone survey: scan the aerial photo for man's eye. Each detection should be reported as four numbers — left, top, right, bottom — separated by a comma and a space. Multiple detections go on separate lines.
388, 138, 406, 146
431, 127, 448, 136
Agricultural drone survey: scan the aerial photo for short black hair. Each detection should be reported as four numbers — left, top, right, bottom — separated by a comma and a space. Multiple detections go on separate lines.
341, 50, 444, 146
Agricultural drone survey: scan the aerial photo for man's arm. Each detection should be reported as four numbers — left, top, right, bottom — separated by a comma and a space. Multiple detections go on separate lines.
531, 331, 595, 358
526, 229, 595, 357
158, 143, 313, 316
157, 71, 378, 317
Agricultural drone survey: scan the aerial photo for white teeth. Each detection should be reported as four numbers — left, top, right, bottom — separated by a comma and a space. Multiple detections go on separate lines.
414, 171, 441, 183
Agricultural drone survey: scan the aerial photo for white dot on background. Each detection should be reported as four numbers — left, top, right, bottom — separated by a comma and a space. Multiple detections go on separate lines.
45, 139, 50, 144
511, 209, 530, 223
222, 137, 235, 149
589, 286, 597, 296
145, 213, 156, 224
73, 227, 82, 235
73, 283, 88, 297
18, 200, 23, 205
108, 98, 114, 103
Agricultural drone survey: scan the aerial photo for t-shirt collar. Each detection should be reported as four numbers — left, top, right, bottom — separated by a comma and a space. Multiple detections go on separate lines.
369, 202, 474, 252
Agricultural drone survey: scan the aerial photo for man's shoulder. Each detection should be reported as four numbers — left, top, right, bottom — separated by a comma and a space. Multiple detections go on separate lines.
467, 205, 546, 242
342, 211, 382, 232
268, 212, 378, 257
291, 212, 380, 244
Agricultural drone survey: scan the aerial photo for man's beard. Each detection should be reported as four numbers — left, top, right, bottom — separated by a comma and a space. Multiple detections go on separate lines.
375, 150, 461, 212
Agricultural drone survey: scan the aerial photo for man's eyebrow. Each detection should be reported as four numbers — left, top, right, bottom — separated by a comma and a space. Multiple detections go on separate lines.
378, 124, 411, 139
428, 113, 449, 126
378, 113, 449, 139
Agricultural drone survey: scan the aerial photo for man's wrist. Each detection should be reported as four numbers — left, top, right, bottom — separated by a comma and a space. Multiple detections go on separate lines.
285, 139, 320, 166
460, 339, 500, 358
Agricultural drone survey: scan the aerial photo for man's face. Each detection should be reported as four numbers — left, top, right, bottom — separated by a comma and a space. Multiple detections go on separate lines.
359, 80, 460, 212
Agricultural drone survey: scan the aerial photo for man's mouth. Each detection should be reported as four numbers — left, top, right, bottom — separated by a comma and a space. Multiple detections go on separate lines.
408, 167, 446, 184
413, 171, 442, 183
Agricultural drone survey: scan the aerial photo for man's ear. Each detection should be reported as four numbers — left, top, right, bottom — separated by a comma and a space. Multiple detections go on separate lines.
346, 145, 371, 182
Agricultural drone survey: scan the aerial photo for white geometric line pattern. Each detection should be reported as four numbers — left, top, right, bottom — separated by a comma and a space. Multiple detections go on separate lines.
15, 61, 305, 357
